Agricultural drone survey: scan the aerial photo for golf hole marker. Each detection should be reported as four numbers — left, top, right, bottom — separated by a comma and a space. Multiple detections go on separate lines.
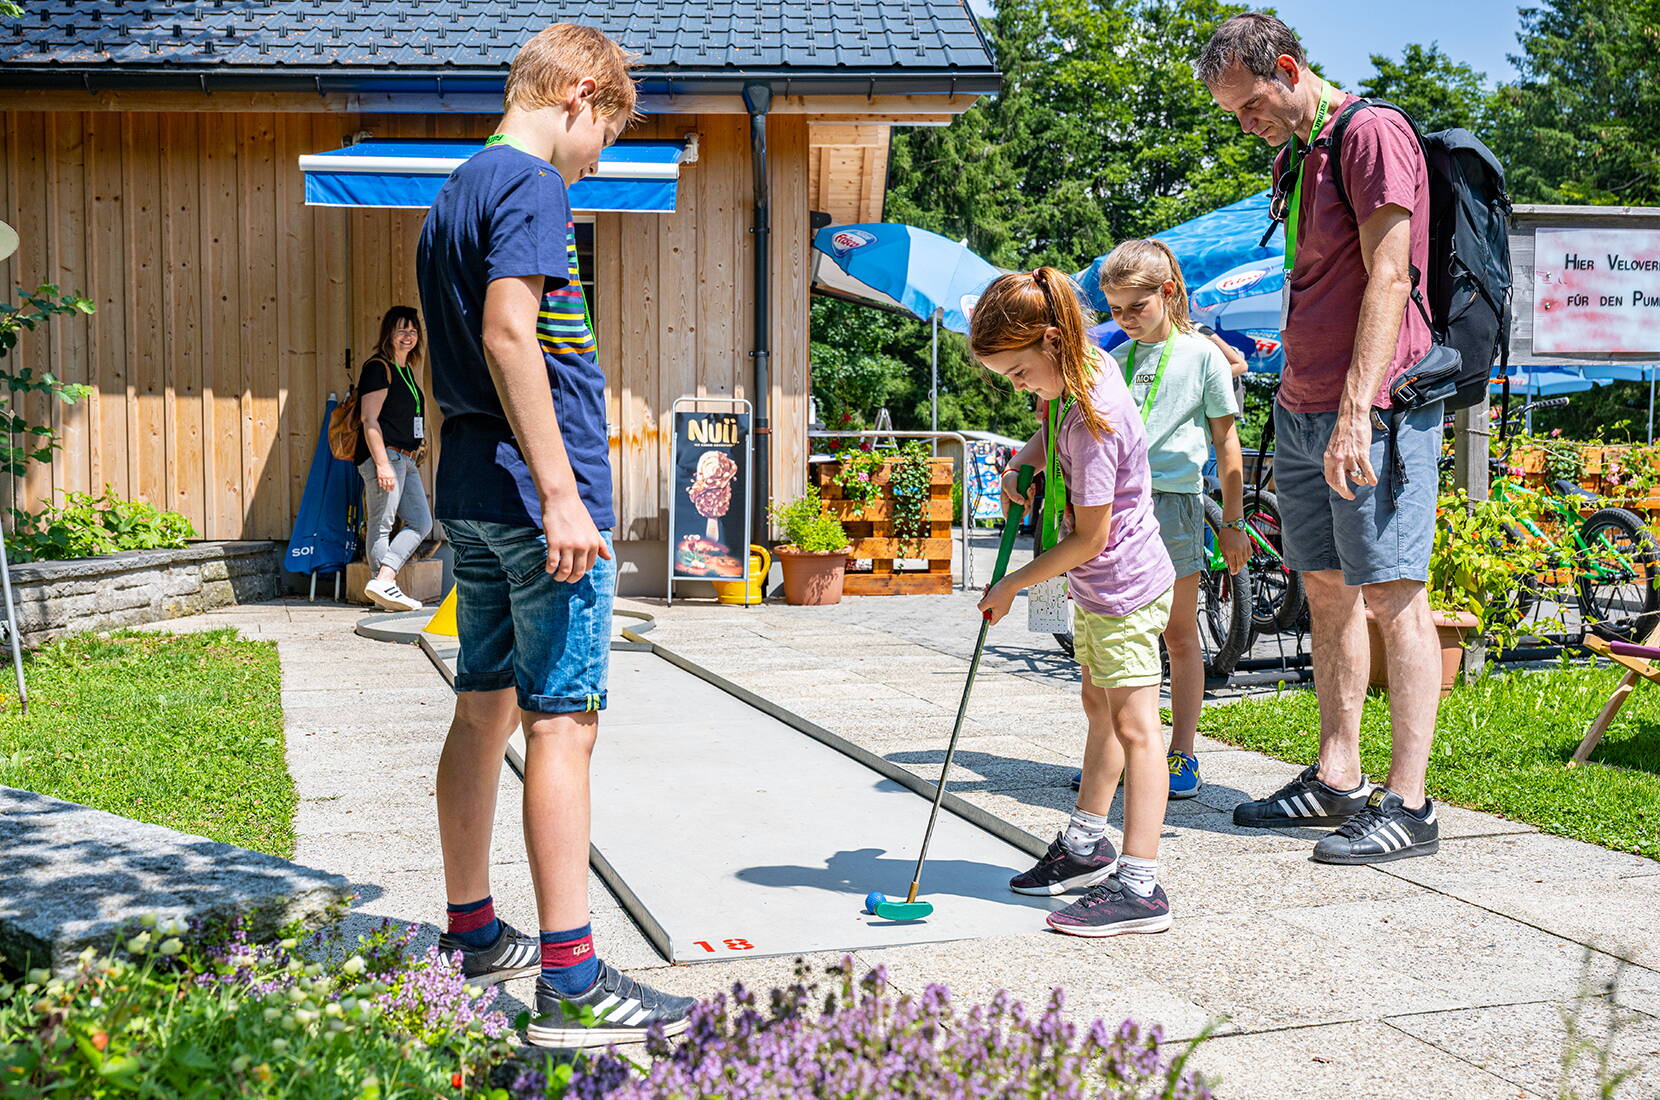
690, 939, 757, 954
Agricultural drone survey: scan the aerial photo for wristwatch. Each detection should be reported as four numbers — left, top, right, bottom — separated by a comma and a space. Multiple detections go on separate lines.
1223, 517, 1250, 532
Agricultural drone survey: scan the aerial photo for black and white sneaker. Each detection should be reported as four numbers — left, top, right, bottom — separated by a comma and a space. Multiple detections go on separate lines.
1009, 833, 1118, 896
1312, 788, 1440, 865
1233, 764, 1374, 828
526, 961, 696, 1048
437, 922, 540, 987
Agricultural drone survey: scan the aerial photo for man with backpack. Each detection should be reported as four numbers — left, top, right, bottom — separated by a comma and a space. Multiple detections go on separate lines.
1194, 12, 1454, 864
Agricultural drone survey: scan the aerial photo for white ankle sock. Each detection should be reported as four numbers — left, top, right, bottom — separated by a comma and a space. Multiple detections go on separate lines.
1061, 806, 1110, 858
1118, 855, 1157, 897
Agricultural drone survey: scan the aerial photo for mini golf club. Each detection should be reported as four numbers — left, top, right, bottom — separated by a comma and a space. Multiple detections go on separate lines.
867, 464, 1036, 923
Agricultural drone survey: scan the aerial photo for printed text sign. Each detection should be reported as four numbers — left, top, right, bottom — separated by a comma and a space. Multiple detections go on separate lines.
1533, 227, 1660, 354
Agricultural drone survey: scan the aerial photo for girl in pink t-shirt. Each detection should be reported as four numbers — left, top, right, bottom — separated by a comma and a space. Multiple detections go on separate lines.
972, 267, 1176, 938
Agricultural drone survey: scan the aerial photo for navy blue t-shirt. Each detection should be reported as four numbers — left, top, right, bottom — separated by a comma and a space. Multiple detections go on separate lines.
416, 144, 613, 530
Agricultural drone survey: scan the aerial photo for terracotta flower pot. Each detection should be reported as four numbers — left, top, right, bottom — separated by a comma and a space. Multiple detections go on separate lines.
1364, 608, 1481, 698
776, 546, 850, 606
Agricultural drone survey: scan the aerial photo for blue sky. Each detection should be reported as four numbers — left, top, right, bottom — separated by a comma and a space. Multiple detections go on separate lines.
965, 1, 1526, 87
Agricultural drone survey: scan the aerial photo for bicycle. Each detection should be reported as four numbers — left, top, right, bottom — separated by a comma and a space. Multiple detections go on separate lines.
1463, 398, 1660, 644
1211, 483, 1306, 637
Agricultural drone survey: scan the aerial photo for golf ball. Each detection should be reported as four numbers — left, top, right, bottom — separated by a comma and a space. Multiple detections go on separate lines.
864, 891, 887, 914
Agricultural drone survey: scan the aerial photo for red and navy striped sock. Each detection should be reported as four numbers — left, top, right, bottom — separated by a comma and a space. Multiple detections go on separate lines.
540, 924, 599, 996
445, 896, 501, 949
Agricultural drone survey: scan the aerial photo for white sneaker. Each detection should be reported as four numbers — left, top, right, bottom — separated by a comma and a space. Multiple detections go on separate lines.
364, 577, 422, 612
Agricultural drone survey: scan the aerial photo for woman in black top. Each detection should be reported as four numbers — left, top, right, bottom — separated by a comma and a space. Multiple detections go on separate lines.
357, 306, 434, 612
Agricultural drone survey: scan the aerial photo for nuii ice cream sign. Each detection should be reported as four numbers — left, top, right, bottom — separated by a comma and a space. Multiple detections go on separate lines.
1533, 227, 1660, 354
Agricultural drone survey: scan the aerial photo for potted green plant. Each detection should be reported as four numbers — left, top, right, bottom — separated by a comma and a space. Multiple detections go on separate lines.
1366, 491, 1541, 695
769, 488, 852, 606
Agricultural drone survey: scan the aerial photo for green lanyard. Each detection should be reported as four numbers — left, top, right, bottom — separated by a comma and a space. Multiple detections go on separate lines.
390, 360, 422, 419
482, 133, 596, 339
1041, 394, 1075, 551
1123, 333, 1176, 425
1283, 83, 1337, 273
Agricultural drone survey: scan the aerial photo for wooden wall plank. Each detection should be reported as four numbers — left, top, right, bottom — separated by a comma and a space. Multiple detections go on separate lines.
617, 208, 658, 540
46, 113, 91, 504
11, 112, 54, 514
274, 113, 316, 537
767, 114, 811, 509
310, 114, 351, 417
594, 213, 625, 520
699, 115, 740, 400
657, 126, 698, 538
124, 113, 168, 513
160, 111, 206, 534
237, 112, 281, 538
199, 111, 244, 539
85, 111, 130, 504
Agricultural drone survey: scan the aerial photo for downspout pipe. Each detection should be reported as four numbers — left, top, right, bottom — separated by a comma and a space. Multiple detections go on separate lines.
743, 82, 772, 534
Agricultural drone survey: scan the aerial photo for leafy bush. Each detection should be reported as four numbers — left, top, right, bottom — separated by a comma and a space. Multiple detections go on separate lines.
560, 960, 1212, 1100
769, 488, 850, 555
6, 488, 195, 563
0, 917, 515, 1099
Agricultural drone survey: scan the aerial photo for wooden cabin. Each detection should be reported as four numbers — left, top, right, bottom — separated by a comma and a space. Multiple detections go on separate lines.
0, 1, 998, 593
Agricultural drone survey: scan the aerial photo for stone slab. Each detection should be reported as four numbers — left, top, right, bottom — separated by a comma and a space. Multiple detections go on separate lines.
0, 785, 349, 977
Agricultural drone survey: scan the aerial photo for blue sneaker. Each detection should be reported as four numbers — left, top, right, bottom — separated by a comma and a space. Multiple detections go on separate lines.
1167, 752, 1201, 799
1068, 771, 1082, 791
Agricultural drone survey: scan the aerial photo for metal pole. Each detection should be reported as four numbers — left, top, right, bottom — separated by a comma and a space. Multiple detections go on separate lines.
930, 312, 939, 436
1649, 373, 1655, 444
0, 530, 28, 714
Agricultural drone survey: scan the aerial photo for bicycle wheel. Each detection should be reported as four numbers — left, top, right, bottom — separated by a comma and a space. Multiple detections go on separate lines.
1200, 495, 1253, 677
1491, 520, 1541, 629
1237, 489, 1306, 634
1575, 507, 1660, 643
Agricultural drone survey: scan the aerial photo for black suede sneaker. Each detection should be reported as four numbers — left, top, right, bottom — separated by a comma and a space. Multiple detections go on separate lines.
1046, 875, 1172, 938
436, 921, 540, 987
1233, 764, 1373, 828
526, 961, 696, 1049
1009, 833, 1118, 896
1312, 788, 1440, 865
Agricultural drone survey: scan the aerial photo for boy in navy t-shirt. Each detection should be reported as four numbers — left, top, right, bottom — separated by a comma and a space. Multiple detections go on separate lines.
416, 23, 693, 1047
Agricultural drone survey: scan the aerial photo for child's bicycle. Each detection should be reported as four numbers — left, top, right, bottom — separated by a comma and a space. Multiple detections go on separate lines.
1466, 397, 1660, 644
1208, 482, 1307, 638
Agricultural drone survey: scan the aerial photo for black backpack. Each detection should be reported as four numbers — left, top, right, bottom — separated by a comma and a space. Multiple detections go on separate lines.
1326, 98, 1514, 411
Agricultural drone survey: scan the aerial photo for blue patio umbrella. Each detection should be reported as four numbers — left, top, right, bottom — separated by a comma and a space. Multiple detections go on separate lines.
812, 223, 1004, 430
286, 397, 362, 594
1189, 259, 1288, 374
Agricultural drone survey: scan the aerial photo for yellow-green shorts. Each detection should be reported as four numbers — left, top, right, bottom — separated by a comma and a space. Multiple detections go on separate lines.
1072, 587, 1173, 689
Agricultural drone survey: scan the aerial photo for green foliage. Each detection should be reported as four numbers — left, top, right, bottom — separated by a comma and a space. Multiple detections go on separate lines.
1429, 490, 1562, 653
6, 488, 195, 564
0, 919, 519, 1099
768, 488, 850, 554
828, 446, 888, 505
0, 285, 95, 481
0, 630, 294, 856
1359, 43, 1492, 132
1195, 664, 1660, 857
885, 441, 936, 557
1486, 0, 1660, 205
1525, 382, 1655, 444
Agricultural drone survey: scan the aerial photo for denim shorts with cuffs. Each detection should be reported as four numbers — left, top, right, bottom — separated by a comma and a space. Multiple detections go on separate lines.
1271, 401, 1442, 587
445, 519, 614, 714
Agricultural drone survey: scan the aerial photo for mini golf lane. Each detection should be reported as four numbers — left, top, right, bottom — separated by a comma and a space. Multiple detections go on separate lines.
506, 648, 1066, 964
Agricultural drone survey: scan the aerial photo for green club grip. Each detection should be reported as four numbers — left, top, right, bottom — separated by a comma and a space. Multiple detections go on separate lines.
991, 464, 1037, 586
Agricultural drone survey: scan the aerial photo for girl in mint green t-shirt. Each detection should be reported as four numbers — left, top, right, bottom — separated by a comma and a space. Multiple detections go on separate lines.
1100, 240, 1250, 801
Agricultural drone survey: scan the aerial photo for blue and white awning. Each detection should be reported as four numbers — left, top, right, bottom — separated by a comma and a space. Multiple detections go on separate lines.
298, 139, 686, 213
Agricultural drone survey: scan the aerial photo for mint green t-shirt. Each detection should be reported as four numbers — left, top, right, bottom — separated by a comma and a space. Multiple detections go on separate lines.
1109, 329, 1238, 495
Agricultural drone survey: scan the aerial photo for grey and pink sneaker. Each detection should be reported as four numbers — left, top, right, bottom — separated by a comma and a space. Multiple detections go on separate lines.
1009, 833, 1118, 896
1046, 875, 1172, 937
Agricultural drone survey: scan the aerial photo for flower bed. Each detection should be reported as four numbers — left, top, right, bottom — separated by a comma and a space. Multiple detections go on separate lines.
814, 444, 955, 596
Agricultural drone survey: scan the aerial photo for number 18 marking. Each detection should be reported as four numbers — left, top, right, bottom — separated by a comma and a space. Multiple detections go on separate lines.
692, 939, 755, 953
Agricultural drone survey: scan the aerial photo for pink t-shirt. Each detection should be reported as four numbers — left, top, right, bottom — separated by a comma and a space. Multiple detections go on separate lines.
1049, 363, 1174, 618
1277, 93, 1432, 414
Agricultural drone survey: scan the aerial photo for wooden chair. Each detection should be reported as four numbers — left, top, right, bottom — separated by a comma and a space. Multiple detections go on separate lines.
1572, 621, 1660, 766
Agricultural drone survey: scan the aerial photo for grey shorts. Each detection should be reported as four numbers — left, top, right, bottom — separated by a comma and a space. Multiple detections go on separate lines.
1273, 402, 1442, 586
1153, 490, 1208, 577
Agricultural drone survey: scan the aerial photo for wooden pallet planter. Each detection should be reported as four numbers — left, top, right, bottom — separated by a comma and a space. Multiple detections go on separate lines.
815, 457, 955, 595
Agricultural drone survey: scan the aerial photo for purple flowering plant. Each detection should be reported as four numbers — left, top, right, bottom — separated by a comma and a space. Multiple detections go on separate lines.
527, 958, 1214, 1100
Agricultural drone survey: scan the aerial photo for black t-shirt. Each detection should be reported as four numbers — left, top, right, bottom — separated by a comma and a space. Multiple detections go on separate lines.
354, 355, 423, 464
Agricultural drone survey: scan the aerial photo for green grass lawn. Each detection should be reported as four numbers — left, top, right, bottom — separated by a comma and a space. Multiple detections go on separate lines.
1197, 663, 1660, 860
0, 628, 294, 857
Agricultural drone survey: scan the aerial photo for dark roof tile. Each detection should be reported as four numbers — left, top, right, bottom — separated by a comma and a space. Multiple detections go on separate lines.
0, 0, 996, 76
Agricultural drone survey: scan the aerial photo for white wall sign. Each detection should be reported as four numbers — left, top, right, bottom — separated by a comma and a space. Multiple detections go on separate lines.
1533, 227, 1660, 354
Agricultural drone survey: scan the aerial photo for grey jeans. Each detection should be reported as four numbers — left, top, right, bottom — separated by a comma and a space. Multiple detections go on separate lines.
358, 449, 433, 573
